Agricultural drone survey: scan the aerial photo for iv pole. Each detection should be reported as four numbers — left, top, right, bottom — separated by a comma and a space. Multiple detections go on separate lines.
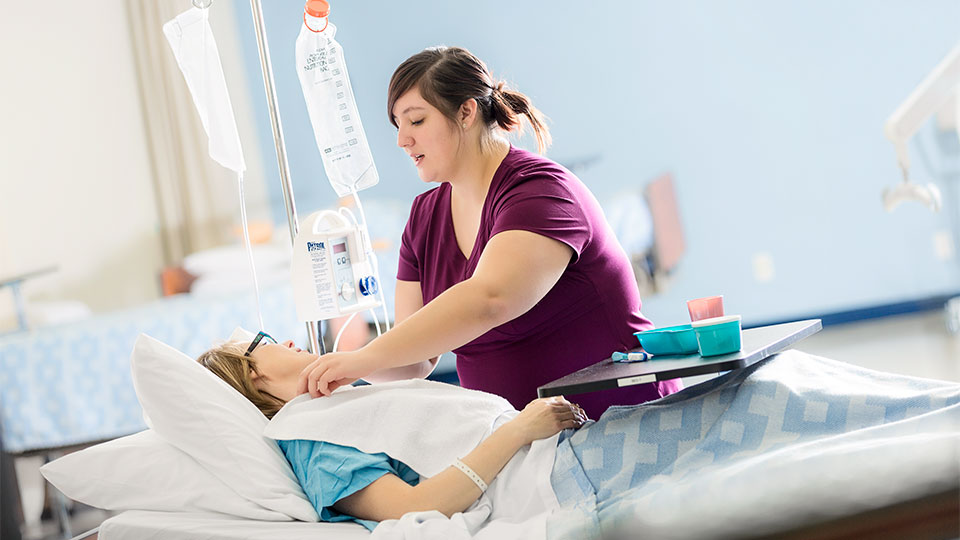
247, 0, 324, 355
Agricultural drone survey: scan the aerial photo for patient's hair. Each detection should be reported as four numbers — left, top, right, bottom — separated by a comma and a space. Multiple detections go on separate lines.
197, 342, 286, 419
387, 46, 551, 154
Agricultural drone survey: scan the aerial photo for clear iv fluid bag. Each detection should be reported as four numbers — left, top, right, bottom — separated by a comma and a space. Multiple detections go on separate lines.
296, 19, 379, 197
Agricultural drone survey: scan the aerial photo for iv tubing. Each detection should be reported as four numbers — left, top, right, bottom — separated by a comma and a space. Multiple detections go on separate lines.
370, 250, 390, 334
249, 0, 322, 352
237, 173, 265, 330
332, 312, 358, 353
369, 306, 382, 338
336, 205, 388, 333
349, 187, 392, 333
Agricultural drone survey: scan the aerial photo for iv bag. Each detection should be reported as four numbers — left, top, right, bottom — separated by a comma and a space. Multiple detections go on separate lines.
296, 17, 378, 197
163, 7, 245, 174
164, 7, 266, 331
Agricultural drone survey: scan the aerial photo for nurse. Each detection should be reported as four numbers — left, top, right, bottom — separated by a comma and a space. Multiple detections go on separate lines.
299, 46, 681, 419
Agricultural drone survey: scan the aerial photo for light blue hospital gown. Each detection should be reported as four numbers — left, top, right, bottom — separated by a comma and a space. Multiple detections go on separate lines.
278, 439, 419, 531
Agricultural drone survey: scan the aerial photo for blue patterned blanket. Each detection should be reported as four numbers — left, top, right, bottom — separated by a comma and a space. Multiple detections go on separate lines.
549, 350, 960, 539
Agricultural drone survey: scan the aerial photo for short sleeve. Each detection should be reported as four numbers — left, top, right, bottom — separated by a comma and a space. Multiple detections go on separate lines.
489, 175, 591, 262
397, 198, 422, 282
278, 439, 419, 530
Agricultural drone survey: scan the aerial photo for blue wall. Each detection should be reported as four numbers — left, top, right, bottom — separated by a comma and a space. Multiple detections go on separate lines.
232, 1, 960, 326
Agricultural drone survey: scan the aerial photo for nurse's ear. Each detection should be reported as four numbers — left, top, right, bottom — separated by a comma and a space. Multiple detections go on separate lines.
458, 98, 479, 129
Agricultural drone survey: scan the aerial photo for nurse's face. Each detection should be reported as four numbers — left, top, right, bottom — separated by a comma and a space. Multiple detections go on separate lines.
248, 339, 317, 401
393, 87, 463, 184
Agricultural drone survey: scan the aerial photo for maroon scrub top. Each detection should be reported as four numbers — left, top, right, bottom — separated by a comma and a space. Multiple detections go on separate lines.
398, 146, 681, 418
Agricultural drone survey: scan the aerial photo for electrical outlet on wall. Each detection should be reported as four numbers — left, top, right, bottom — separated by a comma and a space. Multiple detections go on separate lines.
933, 230, 955, 261
752, 252, 775, 283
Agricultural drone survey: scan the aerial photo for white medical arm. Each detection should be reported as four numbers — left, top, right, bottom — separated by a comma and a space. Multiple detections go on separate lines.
883, 43, 960, 173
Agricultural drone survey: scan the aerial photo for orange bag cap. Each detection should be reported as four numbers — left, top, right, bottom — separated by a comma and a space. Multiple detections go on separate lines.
305, 0, 329, 18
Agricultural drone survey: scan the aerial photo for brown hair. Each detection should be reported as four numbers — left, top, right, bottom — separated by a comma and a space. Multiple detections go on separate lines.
387, 46, 552, 154
196, 342, 286, 419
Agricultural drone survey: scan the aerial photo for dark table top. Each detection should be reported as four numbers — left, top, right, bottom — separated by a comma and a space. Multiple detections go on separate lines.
537, 319, 823, 398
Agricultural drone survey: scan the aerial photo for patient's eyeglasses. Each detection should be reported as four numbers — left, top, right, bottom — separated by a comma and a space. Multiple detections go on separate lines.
244, 331, 277, 357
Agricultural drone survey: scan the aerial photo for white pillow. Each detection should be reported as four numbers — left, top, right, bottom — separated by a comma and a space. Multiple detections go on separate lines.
183, 244, 290, 277
130, 333, 319, 522
189, 266, 289, 298
40, 430, 291, 520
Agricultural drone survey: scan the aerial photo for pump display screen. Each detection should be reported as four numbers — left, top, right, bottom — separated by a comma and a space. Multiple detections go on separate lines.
334, 243, 346, 254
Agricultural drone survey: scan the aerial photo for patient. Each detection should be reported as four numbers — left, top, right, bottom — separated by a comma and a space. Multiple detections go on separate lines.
198, 333, 587, 528
197, 333, 960, 534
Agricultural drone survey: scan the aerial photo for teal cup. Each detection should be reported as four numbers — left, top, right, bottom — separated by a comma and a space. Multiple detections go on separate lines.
691, 315, 742, 356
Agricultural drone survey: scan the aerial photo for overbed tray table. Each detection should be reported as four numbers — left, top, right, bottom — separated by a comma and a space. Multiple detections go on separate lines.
537, 319, 822, 398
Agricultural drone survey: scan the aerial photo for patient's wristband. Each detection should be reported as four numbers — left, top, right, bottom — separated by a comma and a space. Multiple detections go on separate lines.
452, 459, 488, 493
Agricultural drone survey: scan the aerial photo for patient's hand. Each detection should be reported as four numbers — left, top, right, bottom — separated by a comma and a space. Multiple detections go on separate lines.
507, 396, 587, 444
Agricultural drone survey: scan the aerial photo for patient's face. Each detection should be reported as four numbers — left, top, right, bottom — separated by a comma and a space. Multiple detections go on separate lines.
248, 340, 317, 402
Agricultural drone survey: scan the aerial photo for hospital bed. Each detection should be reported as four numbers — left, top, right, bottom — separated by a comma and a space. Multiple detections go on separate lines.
46, 341, 959, 540
86, 512, 371, 540
56, 402, 957, 540
65, 487, 956, 540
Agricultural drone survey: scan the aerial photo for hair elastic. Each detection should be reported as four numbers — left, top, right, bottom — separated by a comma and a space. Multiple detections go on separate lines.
452, 459, 488, 493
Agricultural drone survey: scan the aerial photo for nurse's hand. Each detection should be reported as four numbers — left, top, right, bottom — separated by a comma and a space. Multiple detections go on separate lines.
508, 396, 588, 445
297, 350, 378, 398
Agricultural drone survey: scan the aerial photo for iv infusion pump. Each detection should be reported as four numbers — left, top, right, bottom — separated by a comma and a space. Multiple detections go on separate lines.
291, 209, 380, 322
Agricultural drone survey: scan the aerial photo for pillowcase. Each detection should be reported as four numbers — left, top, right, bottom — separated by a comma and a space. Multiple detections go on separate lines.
40, 429, 291, 520
130, 333, 319, 522
183, 244, 290, 277
189, 266, 289, 298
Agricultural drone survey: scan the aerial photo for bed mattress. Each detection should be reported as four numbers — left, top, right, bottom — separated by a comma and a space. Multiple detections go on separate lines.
98, 510, 370, 540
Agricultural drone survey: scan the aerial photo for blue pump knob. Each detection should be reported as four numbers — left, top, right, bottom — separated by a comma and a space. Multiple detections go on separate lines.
359, 276, 379, 296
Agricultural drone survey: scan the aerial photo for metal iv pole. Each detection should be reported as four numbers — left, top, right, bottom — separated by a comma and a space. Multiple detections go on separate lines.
247, 0, 324, 355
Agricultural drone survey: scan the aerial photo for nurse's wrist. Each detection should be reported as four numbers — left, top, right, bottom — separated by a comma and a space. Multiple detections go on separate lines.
355, 334, 393, 362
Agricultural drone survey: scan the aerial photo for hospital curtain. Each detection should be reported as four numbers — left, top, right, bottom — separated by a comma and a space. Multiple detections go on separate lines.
125, 0, 241, 266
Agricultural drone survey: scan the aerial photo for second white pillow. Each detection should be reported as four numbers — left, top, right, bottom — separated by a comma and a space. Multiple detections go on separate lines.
40, 429, 292, 520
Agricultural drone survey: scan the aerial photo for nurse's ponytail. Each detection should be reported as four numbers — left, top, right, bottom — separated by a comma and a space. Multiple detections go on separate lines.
489, 81, 552, 155
388, 46, 552, 154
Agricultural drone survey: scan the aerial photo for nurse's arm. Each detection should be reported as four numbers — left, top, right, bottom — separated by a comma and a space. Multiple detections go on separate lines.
359, 230, 572, 368
361, 279, 438, 383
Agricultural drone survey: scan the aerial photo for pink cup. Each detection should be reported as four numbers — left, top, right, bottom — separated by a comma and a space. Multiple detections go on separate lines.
687, 295, 724, 322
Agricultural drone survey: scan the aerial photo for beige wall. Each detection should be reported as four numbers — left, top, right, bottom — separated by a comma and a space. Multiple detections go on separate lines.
0, 1, 268, 332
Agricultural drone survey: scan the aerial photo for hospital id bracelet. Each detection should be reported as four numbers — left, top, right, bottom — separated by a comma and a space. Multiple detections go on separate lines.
452, 459, 488, 493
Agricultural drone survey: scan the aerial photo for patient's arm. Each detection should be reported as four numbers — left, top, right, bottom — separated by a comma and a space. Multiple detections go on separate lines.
332, 397, 583, 521
362, 279, 438, 383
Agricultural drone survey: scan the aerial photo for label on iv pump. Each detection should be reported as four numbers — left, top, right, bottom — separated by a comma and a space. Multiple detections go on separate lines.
306, 241, 336, 314
296, 22, 378, 197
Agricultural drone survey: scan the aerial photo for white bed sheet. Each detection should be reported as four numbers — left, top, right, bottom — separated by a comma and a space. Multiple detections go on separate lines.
98, 511, 370, 540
